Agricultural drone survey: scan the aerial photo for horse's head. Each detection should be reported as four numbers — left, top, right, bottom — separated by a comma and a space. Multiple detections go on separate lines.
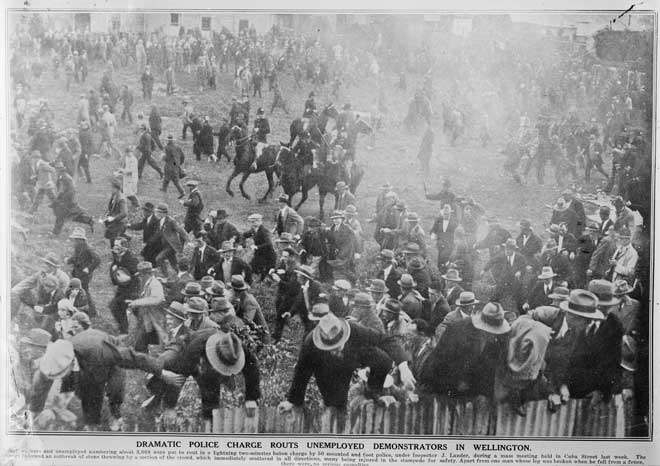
229, 125, 244, 141
323, 103, 339, 120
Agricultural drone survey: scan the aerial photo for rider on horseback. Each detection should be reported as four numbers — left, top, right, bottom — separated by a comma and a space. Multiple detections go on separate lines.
294, 131, 319, 178
303, 91, 316, 118
252, 108, 270, 169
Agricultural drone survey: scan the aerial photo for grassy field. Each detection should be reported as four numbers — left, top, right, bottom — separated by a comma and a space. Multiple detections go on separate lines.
10, 53, 605, 432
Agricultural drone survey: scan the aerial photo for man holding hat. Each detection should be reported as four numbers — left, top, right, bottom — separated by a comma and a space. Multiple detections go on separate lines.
182, 179, 204, 234
420, 300, 510, 398
128, 261, 167, 353
276, 194, 304, 236
127, 202, 161, 264
66, 227, 100, 316
243, 213, 276, 280
210, 240, 253, 287
334, 181, 356, 212
279, 313, 415, 415
153, 203, 189, 274
162, 135, 186, 198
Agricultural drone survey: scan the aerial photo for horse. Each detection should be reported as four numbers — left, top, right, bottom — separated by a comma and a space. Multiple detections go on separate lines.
343, 116, 374, 160
289, 103, 339, 146
276, 145, 356, 219
226, 125, 280, 202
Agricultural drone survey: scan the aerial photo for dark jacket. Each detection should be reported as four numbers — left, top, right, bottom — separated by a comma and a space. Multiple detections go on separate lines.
164, 271, 194, 304
104, 192, 128, 240
158, 216, 189, 254
128, 214, 161, 263
420, 318, 508, 397
243, 225, 276, 273
376, 266, 402, 299
275, 269, 301, 315
183, 189, 204, 233
111, 250, 140, 296
483, 252, 526, 300
66, 243, 101, 282
525, 280, 556, 310
199, 123, 215, 154
208, 219, 241, 250
516, 232, 543, 261
210, 256, 252, 285
163, 142, 185, 176
190, 245, 219, 280
287, 322, 409, 408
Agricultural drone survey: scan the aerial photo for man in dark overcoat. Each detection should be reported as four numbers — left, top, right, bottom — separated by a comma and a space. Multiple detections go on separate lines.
242, 213, 276, 280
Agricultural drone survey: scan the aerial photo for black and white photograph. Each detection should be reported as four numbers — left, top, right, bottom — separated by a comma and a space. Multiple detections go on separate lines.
3, 5, 654, 445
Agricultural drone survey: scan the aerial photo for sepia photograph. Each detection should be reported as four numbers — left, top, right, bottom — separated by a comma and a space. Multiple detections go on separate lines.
4, 6, 653, 441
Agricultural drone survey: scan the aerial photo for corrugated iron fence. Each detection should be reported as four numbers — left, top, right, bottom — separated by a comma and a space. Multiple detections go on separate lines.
157, 395, 630, 436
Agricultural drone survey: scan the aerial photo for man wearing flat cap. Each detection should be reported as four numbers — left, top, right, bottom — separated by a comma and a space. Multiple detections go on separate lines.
420, 300, 510, 398
182, 179, 204, 234
128, 261, 167, 353
279, 313, 415, 415
243, 213, 276, 280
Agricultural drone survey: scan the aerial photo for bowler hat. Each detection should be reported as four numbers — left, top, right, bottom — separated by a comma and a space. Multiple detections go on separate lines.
277, 194, 289, 203
548, 286, 570, 301
381, 299, 402, 316
41, 253, 61, 267
335, 181, 348, 191
538, 266, 557, 280
206, 281, 226, 297
156, 203, 169, 214
407, 257, 425, 270
185, 297, 209, 314
68, 227, 87, 241
353, 292, 372, 307
442, 269, 462, 282
142, 202, 155, 212
165, 301, 187, 321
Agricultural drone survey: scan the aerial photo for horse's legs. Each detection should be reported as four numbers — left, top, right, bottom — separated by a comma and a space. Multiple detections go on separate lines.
260, 169, 275, 203
226, 169, 239, 197
295, 184, 309, 211
239, 172, 251, 200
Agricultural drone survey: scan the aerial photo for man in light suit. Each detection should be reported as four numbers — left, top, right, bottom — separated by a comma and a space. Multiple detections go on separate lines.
276, 194, 305, 236
609, 228, 638, 284
128, 261, 166, 353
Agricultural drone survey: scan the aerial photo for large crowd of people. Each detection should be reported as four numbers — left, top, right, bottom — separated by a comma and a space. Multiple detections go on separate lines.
7, 14, 650, 436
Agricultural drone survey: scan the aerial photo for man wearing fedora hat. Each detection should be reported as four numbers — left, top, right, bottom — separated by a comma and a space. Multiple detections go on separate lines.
434, 291, 479, 342
375, 249, 402, 298
279, 313, 415, 415
328, 210, 358, 281
546, 223, 577, 256
231, 275, 271, 345
128, 261, 167, 353
379, 298, 413, 338
149, 323, 261, 423
103, 179, 128, 248
397, 274, 424, 320
271, 251, 303, 342
348, 292, 385, 333
483, 238, 527, 310
334, 181, 356, 212
540, 238, 573, 284
367, 279, 390, 311
127, 202, 161, 264
190, 231, 219, 281
421, 300, 510, 398
328, 279, 351, 318
396, 212, 427, 258
441, 267, 465, 312
276, 194, 305, 236
210, 240, 252, 287
153, 203, 189, 274
243, 213, 277, 281
281, 265, 323, 337
574, 222, 601, 287
182, 179, 204, 234
65, 227, 100, 316
406, 256, 431, 299
516, 219, 543, 263
608, 227, 638, 284
524, 266, 558, 311
430, 204, 458, 272
611, 279, 640, 337
162, 135, 186, 198
185, 297, 219, 332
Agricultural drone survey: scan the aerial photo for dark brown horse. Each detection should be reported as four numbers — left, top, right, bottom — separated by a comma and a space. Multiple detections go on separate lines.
289, 103, 339, 146
226, 125, 280, 202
